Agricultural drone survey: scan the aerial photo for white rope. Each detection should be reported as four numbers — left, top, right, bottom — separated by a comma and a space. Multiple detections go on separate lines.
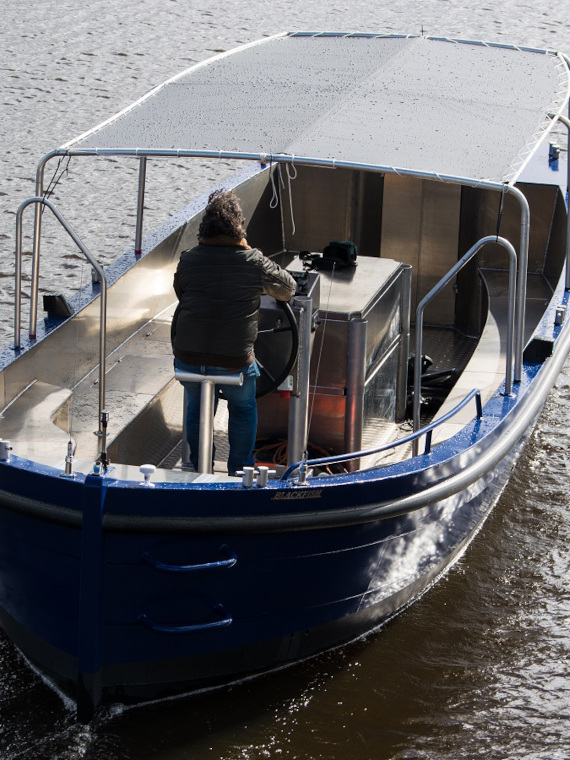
42, 154, 71, 213
269, 160, 283, 209
286, 160, 297, 236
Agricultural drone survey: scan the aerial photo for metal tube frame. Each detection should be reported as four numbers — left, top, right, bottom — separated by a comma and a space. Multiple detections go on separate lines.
281, 387, 484, 482
198, 381, 216, 474
565, 58, 570, 291
174, 370, 243, 474
27, 146, 554, 185
507, 185, 530, 382
135, 156, 147, 255
396, 264, 412, 421
30, 150, 533, 374
24, 153, 530, 459
30, 68, 564, 446
412, 235, 517, 455
548, 88, 570, 289
287, 294, 313, 466
344, 318, 367, 470
28, 38, 569, 353
14, 196, 108, 435
563, 111, 570, 291
29, 154, 52, 338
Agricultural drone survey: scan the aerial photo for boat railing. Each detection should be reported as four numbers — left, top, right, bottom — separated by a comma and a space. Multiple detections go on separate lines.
412, 234, 517, 455
280, 387, 483, 482
13, 196, 108, 440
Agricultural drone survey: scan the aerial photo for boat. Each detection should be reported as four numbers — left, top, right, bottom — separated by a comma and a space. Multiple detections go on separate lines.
1, 32, 570, 722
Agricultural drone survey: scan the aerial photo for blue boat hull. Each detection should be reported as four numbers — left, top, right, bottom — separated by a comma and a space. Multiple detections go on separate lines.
1, 172, 569, 715
0, 399, 534, 709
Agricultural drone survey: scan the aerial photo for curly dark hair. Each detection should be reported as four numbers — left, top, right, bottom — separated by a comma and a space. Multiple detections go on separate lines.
198, 190, 246, 241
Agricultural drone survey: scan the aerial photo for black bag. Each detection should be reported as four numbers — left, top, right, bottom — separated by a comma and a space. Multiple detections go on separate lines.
299, 240, 358, 271
322, 240, 358, 268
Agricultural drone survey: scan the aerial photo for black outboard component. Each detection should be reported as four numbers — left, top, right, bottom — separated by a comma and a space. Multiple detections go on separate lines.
406, 354, 458, 417
43, 293, 73, 319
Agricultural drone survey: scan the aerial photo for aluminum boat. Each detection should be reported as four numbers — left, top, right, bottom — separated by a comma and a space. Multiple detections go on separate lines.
2, 32, 570, 721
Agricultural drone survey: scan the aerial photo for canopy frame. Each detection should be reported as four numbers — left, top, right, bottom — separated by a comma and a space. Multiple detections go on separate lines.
21, 33, 570, 387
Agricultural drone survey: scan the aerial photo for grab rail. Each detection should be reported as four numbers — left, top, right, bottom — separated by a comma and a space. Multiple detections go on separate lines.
138, 603, 232, 634
14, 196, 108, 435
413, 235, 517, 455
280, 387, 483, 481
143, 544, 237, 572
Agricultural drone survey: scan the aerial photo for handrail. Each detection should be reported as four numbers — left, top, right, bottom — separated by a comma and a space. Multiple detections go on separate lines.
138, 603, 232, 634
143, 544, 237, 572
280, 387, 483, 481
413, 235, 517, 455
134, 156, 147, 255
14, 196, 108, 435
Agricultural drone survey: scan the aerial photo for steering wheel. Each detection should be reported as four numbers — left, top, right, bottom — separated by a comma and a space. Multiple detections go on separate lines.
254, 298, 299, 398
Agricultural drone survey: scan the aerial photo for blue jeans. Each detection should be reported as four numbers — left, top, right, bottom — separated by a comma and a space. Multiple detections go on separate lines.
175, 359, 259, 475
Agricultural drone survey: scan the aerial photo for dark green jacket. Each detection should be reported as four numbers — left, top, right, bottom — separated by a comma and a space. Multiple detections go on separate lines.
171, 244, 296, 368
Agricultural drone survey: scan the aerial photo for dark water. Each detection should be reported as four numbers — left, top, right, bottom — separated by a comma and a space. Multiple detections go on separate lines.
2, 2, 570, 758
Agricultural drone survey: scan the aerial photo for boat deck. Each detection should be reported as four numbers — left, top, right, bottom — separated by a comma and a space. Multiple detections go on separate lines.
0, 302, 190, 479
0, 266, 555, 480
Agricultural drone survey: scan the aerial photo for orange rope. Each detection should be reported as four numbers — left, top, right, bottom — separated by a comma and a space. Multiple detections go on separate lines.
254, 439, 350, 474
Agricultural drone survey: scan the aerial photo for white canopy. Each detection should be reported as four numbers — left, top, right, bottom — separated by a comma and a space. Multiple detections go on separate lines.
62, 33, 570, 186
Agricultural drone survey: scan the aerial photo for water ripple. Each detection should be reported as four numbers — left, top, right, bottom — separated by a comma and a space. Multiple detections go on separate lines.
2, 1, 570, 758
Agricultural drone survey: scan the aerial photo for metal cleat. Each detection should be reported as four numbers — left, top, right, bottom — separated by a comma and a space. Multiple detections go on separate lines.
256, 466, 276, 487
235, 466, 277, 487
